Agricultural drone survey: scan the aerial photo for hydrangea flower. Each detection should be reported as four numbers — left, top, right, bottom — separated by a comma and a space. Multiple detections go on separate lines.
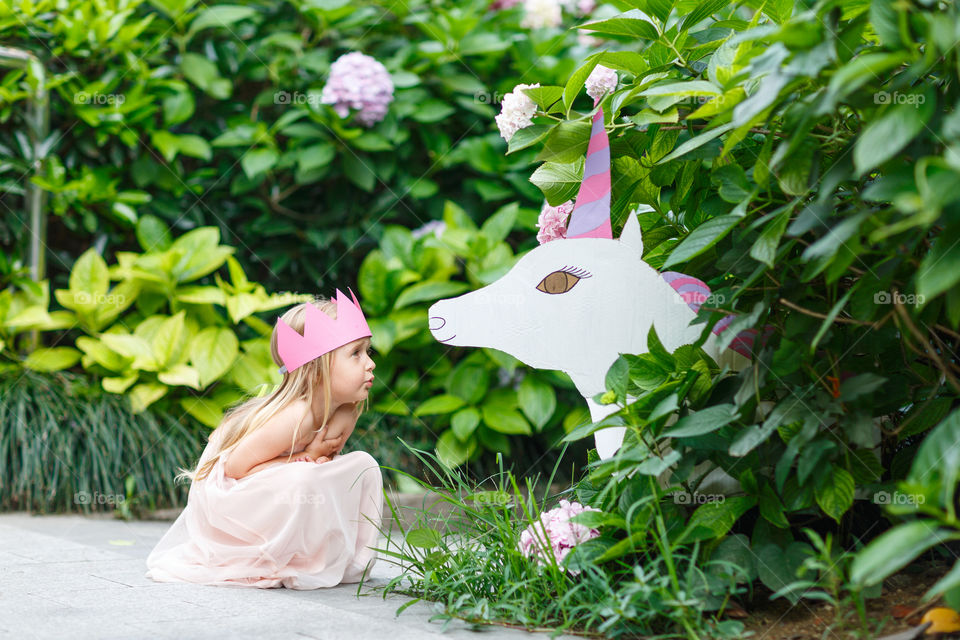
411, 219, 446, 240
320, 52, 395, 127
495, 82, 540, 142
517, 499, 601, 574
560, 0, 595, 14
521, 0, 562, 28
585, 65, 618, 102
490, 0, 523, 9
536, 200, 573, 244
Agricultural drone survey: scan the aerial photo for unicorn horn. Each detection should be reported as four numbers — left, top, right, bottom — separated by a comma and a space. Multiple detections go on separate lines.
565, 102, 613, 240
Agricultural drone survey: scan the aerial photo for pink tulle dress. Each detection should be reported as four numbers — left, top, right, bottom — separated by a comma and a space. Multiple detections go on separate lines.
145, 429, 383, 589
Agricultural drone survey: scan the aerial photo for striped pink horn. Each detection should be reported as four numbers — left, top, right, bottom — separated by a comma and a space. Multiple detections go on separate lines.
565, 103, 613, 240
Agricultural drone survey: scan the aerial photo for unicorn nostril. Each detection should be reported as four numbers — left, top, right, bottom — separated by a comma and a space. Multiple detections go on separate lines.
429, 316, 446, 331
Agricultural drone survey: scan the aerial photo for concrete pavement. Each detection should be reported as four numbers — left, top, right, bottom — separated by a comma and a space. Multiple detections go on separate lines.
0, 512, 578, 639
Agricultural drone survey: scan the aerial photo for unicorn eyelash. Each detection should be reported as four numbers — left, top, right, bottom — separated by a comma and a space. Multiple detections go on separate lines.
559, 265, 592, 279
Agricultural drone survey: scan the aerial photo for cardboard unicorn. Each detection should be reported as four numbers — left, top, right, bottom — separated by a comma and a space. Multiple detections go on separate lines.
428, 105, 762, 464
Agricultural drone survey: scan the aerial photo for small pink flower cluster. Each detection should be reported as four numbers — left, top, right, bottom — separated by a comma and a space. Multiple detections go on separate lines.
495, 82, 541, 142
320, 52, 395, 127
517, 499, 601, 574
536, 200, 573, 244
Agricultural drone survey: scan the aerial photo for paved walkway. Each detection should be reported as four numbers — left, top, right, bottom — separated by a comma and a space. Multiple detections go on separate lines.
0, 512, 577, 639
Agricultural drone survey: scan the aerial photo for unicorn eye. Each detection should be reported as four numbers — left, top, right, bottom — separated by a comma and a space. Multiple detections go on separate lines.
537, 270, 582, 294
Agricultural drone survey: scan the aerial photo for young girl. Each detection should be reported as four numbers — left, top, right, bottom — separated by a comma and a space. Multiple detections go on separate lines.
145, 290, 383, 590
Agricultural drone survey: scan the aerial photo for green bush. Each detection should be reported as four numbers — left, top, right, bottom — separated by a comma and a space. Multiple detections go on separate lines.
0, 0, 588, 295
0, 368, 202, 514
374, 0, 960, 633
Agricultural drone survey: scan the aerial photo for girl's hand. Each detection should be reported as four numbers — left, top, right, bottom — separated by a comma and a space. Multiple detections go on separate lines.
293, 453, 315, 463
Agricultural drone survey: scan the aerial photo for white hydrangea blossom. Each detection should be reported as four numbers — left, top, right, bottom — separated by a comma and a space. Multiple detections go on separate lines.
495, 82, 540, 142
585, 65, 618, 101
521, 0, 562, 28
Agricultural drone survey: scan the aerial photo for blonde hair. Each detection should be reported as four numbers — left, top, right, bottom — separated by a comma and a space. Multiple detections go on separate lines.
176, 296, 365, 484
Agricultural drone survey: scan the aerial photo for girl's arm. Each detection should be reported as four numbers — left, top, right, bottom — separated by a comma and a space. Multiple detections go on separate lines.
302, 403, 358, 461
223, 403, 309, 479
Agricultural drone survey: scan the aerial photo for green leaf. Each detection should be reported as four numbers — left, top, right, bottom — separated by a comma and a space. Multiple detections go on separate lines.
578, 10, 660, 39
394, 281, 469, 310
563, 58, 598, 111
520, 86, 564, 112
158, 363, 201, 389
414, 394, 466, 416
482, 405, 532, 435
406, 527, 443, 549
480, 202, 519, 244
854, 88, 934, 175
342, 153, 376, 192
681, 496, 756, 542
909, 408, 960, 508
128, 382, 167, 413
190, 327, 239, 388
451, 407, 481, 440
759, 483, 790, 528
136, 215, 172, 252
436, 429, 474, 467
151, 311, 188, 370
917, 227, 960, 303
180, 396, 223, 428
241, 148, 278, 179
187, 5, 257, 39
662, 404, 739, 438
507, 124, 553, 154
535, 120, 592, 164
412, 100, 456, 123
529, 159, 582, 206
518, 376, 556, 430
181, 52, 231, 99
663, 214, 741, 268
681, 0, 729, 30
69, 248, 109, 305
814, 465, 855, 523
658, 122, 735, 164
23, 347, 81, 372
297, 143, 335, 172
749, 208, 790, 268
851, 521, 954, 586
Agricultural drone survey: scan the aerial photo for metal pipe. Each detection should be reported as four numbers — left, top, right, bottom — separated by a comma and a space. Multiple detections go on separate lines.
0, 45, 49, 284
0, 46, 49, 351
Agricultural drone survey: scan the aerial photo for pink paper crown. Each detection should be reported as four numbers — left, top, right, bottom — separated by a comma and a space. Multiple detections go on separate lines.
275, 288, 372, 374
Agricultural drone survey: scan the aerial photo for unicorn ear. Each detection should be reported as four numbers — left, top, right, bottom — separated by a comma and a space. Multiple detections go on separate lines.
619, 210, 643, 254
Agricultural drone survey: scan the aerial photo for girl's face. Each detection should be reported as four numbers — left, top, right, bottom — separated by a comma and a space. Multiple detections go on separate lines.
330, 337, 376, 405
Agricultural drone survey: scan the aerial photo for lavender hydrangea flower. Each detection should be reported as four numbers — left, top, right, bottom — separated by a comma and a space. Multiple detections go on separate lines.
495, 82, 540, 142
585, 65, 618, 102
320, 52, 395, 127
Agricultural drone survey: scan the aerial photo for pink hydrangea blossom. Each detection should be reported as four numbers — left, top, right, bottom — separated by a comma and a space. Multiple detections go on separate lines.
490, 0, 523, 9
495, 82, 540, 142
320, 52, 395, 127
517, 499, 601, 574
585, 65, 618, 102
536, 200, 573, 244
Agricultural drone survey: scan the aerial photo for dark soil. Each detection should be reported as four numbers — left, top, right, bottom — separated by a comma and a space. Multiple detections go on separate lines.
741, 560, 956, 639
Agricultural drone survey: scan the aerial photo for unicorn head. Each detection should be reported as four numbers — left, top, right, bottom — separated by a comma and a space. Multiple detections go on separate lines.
429, 106, 751, 459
